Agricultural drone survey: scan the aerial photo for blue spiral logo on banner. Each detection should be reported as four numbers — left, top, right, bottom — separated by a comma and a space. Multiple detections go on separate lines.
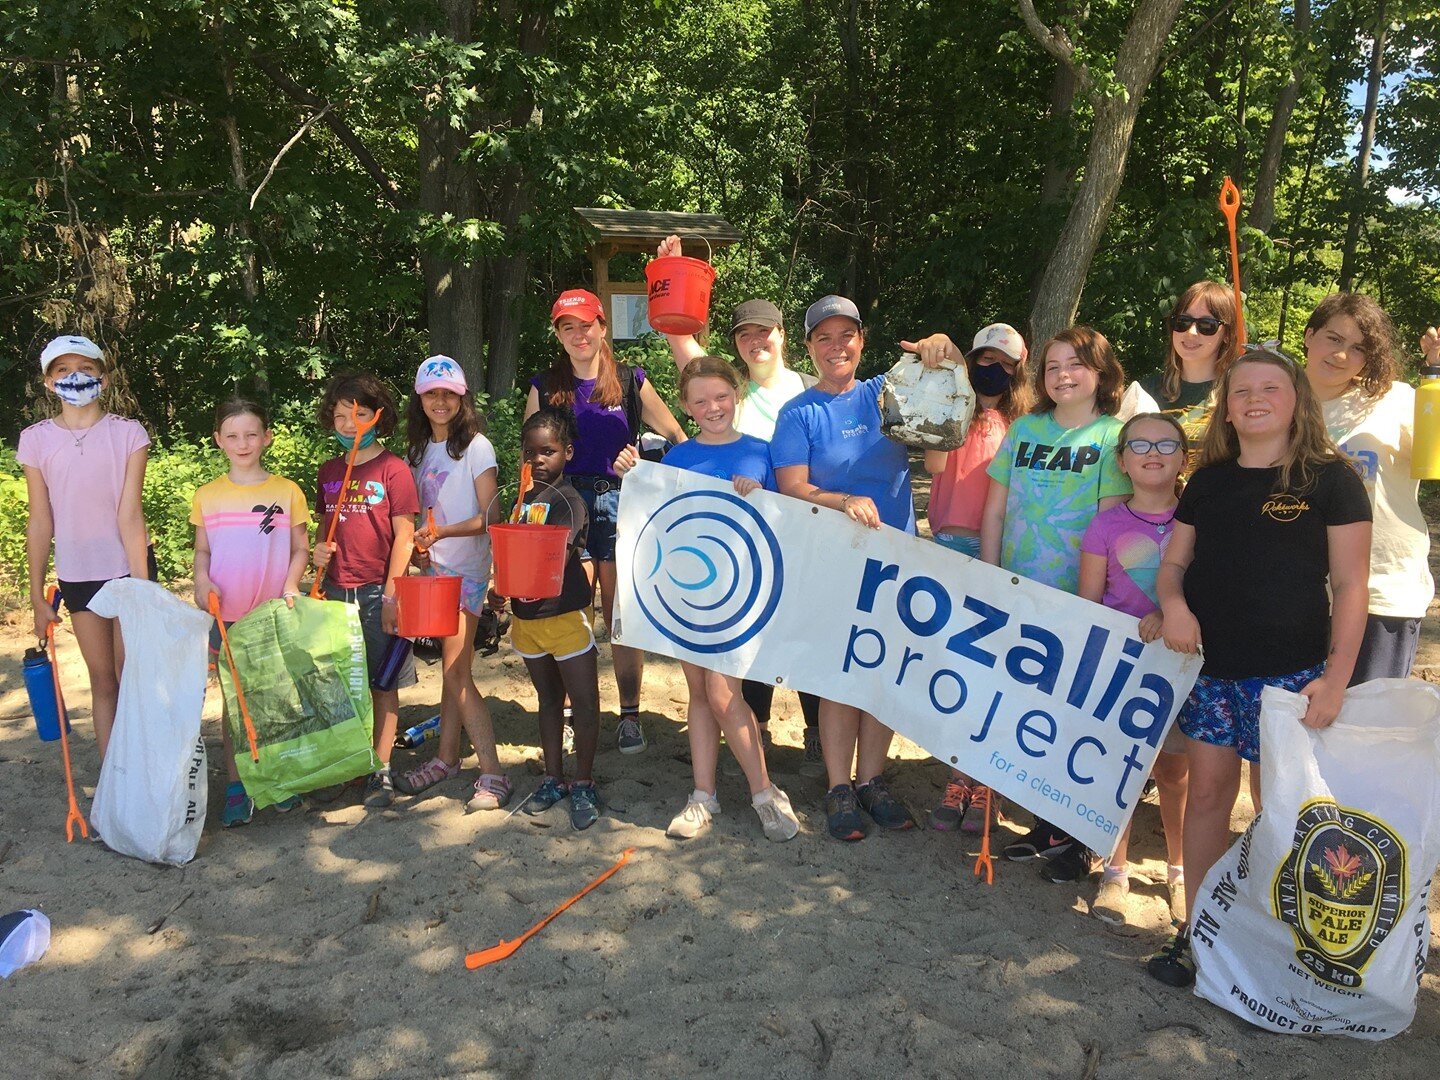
633, 490, 784, 654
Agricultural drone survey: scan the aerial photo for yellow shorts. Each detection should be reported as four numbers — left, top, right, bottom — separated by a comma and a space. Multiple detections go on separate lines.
511, 609, 595, 662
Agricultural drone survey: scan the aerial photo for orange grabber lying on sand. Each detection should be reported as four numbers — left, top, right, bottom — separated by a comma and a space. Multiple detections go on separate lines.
309, 401, 385, 599
466, 847, 636, 969
44, 586, 88, 842
208, 593, 259, 761
1219, 177, 1247, 348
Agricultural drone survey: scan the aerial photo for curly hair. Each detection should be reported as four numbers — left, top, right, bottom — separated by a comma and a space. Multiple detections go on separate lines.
1304, 292, 1399, 400
316, 373, 399, 438
522, 406, 577, 448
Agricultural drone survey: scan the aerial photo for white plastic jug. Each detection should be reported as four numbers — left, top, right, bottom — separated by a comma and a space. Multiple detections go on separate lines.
879, 355, 976, 451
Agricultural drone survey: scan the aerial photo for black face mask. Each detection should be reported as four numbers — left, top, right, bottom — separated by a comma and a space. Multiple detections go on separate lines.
970, 360, 1013, 397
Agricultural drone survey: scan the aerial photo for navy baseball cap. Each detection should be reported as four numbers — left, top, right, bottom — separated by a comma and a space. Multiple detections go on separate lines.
803, 295, 863, 338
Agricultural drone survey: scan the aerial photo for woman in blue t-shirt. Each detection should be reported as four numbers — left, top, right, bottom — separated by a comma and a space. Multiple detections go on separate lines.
770, 295, 916, 843
525, 289, 688, 756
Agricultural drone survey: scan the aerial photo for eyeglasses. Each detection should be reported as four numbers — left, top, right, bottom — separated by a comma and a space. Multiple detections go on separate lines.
1170, 314, 1225, 336
1123, 438, 1183, 456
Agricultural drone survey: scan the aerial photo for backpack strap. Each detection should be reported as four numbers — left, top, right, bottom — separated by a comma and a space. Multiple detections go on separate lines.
618, 363, 643, 445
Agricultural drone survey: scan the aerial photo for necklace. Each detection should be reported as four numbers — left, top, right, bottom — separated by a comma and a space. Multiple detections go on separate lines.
55, 414, 103, 454
1123, 501, 1177, 534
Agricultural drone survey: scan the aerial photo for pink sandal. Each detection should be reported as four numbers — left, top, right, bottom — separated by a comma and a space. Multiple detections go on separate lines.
395, 757, 461, 795
465, 773, 513, 812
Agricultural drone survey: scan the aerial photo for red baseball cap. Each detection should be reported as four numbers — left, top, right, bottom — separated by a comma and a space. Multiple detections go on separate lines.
550, 289, 604, 324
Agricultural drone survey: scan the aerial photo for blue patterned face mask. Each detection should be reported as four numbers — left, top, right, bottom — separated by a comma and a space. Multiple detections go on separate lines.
969, 360, 1014, 397
52, 372, 103, 406
334, 429, 377, 452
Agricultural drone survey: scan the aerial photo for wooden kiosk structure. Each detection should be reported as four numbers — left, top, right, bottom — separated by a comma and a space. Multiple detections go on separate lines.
573, 208, 741, 340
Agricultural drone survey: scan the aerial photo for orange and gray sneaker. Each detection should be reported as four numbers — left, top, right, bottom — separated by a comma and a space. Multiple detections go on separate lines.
928, 778, 970, 831
961, 786, 997, 834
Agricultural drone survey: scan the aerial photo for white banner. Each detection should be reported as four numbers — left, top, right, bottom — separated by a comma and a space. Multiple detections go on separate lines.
612, 462, 1202, 857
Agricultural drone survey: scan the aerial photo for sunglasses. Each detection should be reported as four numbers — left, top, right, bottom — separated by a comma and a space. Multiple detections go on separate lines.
1170, 314, 1225, 336
1124, 438, 1183, 456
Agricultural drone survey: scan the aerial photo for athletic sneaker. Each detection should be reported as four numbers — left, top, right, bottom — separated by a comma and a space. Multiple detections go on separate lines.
617, 714, 646, 754
1168, 872, 1187, 924
523, 776, 570, 815
800, 727, 825, 778
1091, 872, 1130, 924
961, 786, 995, 834
825, 783, 868, 842
363, 770, 394, 809
569, 781, 601, 830
929, 779, 970, 831
465, 773, 513, 813
667, 790, 721, 839
1039, 844, 1094, 883
274, 795, 303, 813
222, 782, 253, 828
752, 785, 800, 842
394, 756, 460, 796
1147, 929, 1196, 987
1002, 823, 1074, 862
856, 776, 915, 830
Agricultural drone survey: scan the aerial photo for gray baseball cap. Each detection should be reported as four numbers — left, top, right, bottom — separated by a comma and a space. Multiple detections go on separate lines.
729, 299, 784, 335
803, 295, 863, 337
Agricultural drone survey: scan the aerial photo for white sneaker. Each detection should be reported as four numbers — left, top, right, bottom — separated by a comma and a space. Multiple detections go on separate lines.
752, 785, 800, 842
666, 790, 720, 839
1091, 871, 1131, 925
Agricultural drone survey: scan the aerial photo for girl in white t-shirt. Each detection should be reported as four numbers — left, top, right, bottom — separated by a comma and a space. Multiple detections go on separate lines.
1302, 293, 1434, 681
18, 335, 150, 769
397, 356, 509, 811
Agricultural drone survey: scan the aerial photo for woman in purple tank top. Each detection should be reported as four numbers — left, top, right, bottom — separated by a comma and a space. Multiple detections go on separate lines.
524, 289, 687, 754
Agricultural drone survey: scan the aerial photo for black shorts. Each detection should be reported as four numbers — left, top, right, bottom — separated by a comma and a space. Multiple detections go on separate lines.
58, 547, 160, 614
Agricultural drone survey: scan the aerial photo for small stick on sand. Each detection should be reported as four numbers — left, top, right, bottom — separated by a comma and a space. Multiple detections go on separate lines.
146, 890, 194, 935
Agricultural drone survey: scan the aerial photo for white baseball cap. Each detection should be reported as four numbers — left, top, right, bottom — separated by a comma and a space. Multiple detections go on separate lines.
39, 335, 105, 374
968, 323, 1026, 363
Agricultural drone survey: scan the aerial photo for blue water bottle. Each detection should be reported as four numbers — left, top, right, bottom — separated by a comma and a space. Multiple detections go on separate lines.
374, 636, 414, 693
395, 714, 442, 749
23, 647, 68, 742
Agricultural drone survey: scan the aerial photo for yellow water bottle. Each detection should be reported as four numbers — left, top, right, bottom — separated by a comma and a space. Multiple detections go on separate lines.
1414, 362, 1440, 480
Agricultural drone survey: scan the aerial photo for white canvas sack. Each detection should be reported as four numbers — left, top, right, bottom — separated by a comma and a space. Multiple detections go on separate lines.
88, 579, 213, 864
1192, 680, 1440, 1040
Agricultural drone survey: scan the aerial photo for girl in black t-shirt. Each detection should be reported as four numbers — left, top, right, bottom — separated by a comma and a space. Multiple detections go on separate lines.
1145, 348, 1371, 989
508, 409, 604, 831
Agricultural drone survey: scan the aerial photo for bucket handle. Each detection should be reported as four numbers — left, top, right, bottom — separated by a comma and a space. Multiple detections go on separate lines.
657, 234, 714, 264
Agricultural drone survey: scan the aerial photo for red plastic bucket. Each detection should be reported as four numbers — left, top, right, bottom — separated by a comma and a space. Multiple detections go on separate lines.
645, 255, 716, 335
391, 574, 461, 638
491, 523, 570, 598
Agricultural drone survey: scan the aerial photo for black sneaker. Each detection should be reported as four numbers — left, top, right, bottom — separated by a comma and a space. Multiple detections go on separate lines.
825, 783, 869, 842
855, 777, 915, 830
523, 776, 570, 815
1038, 844, 1094, 883
569, 781, 601, 830
1146, 929, 1196, 987
1002, 823, 1074, 861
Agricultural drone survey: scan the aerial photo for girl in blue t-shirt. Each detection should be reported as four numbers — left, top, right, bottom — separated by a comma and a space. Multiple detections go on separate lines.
614, 356, 800, 844
980, 325, 1131, 882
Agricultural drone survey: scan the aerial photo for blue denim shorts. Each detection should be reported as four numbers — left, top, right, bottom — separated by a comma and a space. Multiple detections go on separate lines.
570, 475, 620, 563
1177, 664, 1324, 763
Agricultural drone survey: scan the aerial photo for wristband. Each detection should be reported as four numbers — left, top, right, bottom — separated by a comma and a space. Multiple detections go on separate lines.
840, 494, 853, 511
380, 594, 397, 606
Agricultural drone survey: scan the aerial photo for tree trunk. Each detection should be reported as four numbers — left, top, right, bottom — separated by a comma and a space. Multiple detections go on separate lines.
1249, 0, 1311, 232
1338, 1, 1387, 291
1026, 0, 1185, 345
418, 0, 486, 388
483, 3, 549, 398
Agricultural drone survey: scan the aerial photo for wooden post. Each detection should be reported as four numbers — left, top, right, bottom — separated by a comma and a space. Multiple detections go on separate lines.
591, 242, 615, 343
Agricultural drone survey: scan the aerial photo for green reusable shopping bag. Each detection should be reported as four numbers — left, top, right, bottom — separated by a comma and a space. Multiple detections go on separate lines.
216, 596, 379, 808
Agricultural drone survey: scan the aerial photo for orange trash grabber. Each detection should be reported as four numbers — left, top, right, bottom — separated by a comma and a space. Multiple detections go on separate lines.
509, 462, 533, 524
309, 402, 385, 599
466, 847, 636, 969
972, 786, 994, 886
208, 594, 259, 761
1219, 177, 1247, 348
44, 586, 88, 842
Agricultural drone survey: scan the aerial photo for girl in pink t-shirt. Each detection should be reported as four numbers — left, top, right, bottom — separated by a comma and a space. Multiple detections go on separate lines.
902, 322, 1032, 835
1077, 413, 1190, 927
192, 398, 312, 826
18, 335, 150, 767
